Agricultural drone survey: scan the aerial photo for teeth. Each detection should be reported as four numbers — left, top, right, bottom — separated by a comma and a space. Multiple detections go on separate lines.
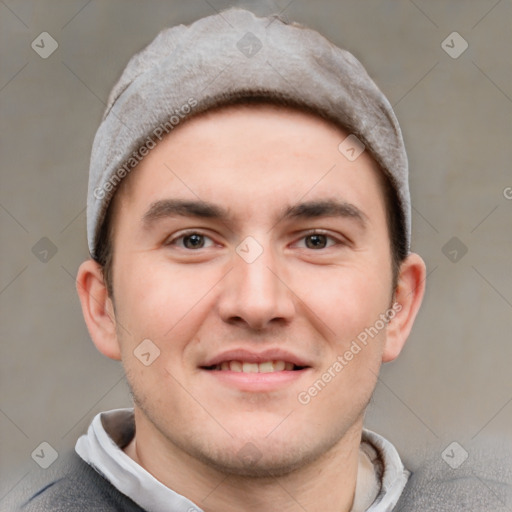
230, 361, 243, 372
242, 362, 259, 373
273, 360, 285, 371
259, 361, 274, 373
214, 360, 297, 373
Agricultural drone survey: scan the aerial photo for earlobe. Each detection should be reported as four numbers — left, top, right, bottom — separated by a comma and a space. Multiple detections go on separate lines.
382, 252, 426, 363
76, 259, 121, 361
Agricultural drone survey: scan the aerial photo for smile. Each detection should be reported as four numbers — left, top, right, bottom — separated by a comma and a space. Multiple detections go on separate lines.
203, 360, 307, 373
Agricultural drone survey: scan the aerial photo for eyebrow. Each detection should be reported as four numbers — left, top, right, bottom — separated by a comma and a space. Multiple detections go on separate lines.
142, 199, 226, 225
280, 200, 367, 226
142, 198, 367, 228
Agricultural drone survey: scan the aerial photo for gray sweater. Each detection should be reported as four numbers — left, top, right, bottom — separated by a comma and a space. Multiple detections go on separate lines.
9, 442, 512, 511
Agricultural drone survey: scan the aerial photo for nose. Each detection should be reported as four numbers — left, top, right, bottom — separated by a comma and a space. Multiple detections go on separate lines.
217, 240, 295, 331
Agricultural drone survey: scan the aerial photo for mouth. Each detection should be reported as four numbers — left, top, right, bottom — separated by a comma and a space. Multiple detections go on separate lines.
199, 350, 312, 391
201, 360, 308, 373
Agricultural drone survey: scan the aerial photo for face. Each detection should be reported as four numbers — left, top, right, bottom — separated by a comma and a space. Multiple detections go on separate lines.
106, 104, 396, 476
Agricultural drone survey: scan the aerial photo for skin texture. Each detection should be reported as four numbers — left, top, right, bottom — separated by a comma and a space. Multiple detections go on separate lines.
77, 104, 426, 512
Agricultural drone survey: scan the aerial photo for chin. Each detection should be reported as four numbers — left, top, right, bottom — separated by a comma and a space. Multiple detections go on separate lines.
186, 437, 330, 478
172, 418, 353, 479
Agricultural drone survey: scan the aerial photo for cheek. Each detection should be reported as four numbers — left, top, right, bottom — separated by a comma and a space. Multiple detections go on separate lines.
113, 255, 221, 347
297, 272, 389, 414
293, 260, 392, 341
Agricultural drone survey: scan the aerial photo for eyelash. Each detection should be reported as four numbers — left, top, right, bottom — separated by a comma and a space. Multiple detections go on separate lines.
165, 229, 346, 250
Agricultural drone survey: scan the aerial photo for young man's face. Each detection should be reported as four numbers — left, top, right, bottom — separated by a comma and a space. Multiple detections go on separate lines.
82, 104, 423, 477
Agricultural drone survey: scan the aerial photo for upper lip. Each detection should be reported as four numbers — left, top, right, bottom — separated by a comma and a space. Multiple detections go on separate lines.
200, 349, 311, 368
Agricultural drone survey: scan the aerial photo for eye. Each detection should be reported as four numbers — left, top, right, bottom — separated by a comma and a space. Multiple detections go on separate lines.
294, 231, 342, 250
166, 231, 216, 250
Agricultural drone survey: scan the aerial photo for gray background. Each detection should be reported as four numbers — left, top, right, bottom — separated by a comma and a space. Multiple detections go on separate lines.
1, 0, 511, 504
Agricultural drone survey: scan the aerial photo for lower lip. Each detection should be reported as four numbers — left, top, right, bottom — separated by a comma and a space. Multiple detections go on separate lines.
201, 369, 310, 392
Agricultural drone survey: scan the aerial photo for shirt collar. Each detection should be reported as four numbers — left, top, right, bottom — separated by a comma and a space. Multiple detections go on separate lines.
76, 408, 409, 512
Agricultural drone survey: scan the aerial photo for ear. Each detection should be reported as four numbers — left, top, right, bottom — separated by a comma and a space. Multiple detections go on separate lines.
76, 259, 121, 360
382, 252, 426, 363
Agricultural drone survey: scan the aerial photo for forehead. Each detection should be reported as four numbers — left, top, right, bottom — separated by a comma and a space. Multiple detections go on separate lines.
113, 103, 385, 219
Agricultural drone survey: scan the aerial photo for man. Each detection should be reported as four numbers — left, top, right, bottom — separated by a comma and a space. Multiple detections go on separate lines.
15, 7, 511, 512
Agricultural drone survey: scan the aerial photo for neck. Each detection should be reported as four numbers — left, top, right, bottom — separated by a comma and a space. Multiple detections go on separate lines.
124, 409, 364, 512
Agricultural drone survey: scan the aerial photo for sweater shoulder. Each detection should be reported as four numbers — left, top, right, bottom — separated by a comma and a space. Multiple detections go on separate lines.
394, 439, 512, 511
9, 452, 145, 512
